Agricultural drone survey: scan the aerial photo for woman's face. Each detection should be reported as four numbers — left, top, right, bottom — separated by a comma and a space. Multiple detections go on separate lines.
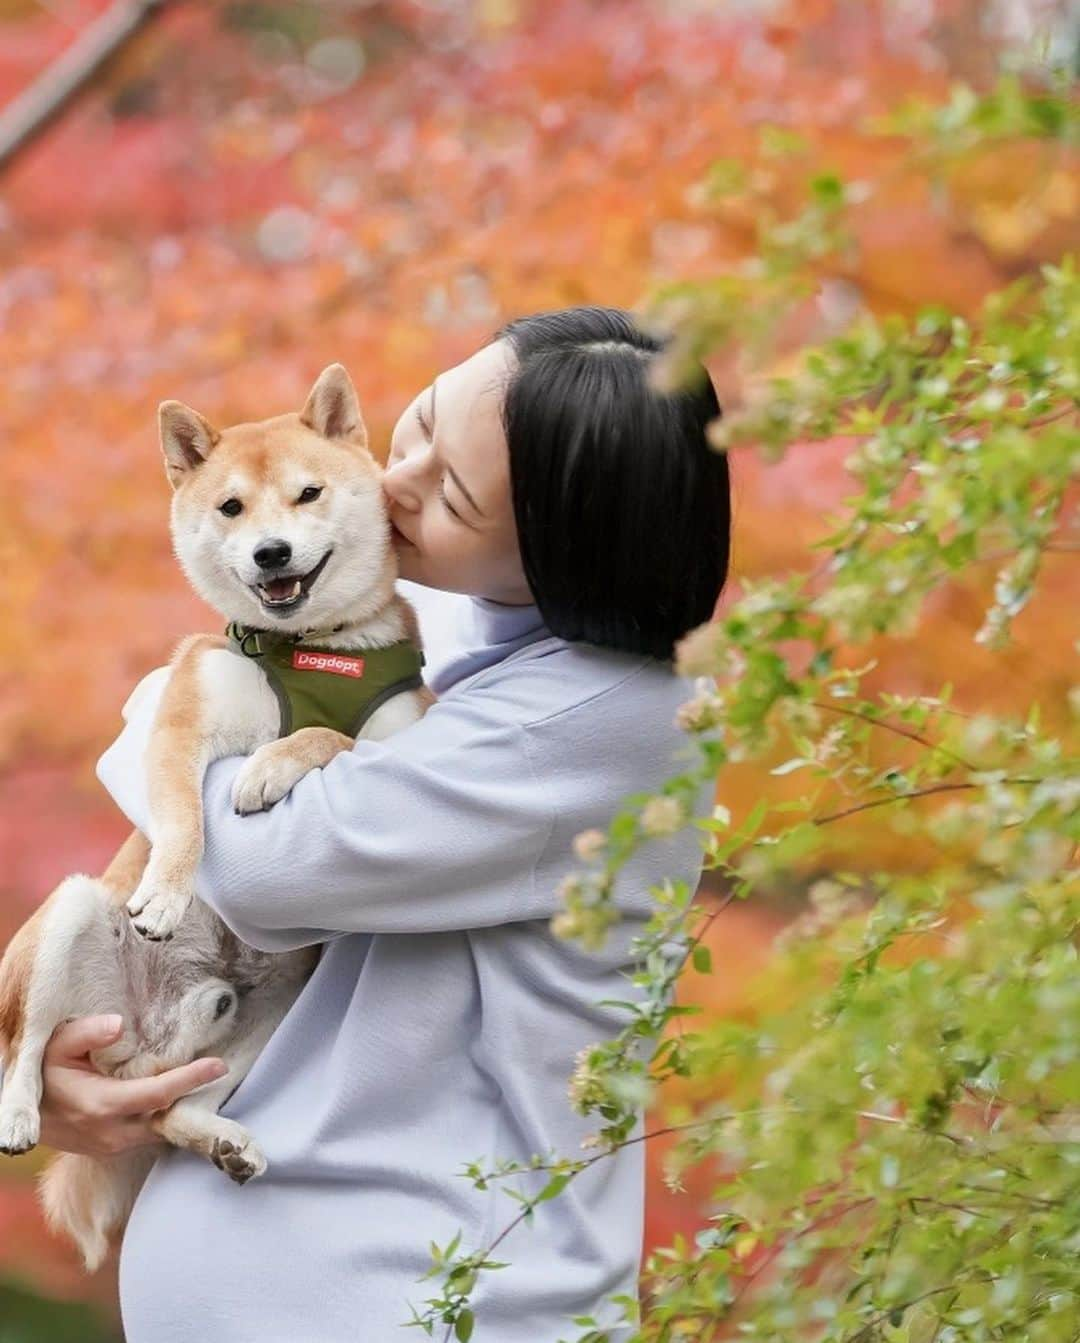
383, 338, 533, 605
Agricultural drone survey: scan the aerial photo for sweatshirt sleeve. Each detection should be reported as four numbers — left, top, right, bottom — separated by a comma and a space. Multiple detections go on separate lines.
95, 671, 556, 951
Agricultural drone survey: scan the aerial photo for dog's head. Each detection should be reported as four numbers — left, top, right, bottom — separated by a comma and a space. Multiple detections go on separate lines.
160, 364, 394, 631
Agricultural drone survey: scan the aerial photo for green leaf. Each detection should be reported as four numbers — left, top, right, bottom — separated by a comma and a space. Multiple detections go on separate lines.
536, 1173, 573, 1203
809, 172, 846, 207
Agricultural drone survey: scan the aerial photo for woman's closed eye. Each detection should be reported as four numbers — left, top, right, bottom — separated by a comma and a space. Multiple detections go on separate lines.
414, 399, 464, 521
437, 478, 462, 520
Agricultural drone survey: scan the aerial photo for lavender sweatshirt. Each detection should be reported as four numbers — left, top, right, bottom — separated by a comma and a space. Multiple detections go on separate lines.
95, 582, 708, 1343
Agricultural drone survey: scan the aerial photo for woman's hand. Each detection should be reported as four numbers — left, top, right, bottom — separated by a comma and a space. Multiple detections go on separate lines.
39, 1015, 228, 1158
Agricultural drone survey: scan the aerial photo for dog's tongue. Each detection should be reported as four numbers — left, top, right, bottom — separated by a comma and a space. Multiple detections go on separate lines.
265, 577, 299, 600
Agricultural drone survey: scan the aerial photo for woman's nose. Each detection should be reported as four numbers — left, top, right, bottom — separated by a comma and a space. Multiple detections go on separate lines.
383, 459, 421, 512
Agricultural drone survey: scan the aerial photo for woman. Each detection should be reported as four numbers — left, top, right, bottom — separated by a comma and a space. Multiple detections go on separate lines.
39, 306, 731, 1341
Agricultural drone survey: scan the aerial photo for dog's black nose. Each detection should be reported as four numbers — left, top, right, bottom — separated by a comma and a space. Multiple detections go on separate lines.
254, 538, 292, 570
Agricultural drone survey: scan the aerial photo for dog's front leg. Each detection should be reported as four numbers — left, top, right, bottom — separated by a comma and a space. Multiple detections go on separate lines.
147, 967, 307, 1184
231, 726, 354, 815
150, 1101, 267, 1185
126, 635, 228, 941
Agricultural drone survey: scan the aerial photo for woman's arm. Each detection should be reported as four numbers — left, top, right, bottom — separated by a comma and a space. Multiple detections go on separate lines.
96, 671, 556, 951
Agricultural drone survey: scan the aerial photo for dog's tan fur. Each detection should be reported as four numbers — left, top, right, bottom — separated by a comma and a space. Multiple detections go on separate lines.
99, 830, 153, 903
127, 633, 230, 930
0, 364, 432, 1270
0, 912, 41, 1057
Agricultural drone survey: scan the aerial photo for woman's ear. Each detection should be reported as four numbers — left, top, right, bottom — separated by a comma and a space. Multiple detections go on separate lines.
300, 364, 367, 447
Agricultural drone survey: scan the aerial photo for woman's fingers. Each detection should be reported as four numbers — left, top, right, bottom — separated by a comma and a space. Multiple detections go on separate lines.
111, 1057, 229, 1118
45, 1013, 124, 1064
39, 1014, 227, 1157
45, 1015, 228, 1115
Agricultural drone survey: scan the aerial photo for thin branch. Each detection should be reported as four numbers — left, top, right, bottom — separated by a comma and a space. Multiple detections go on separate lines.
668, 886, 737, 1040
1028, 402, 1080, 430
812, 776, 1042, 826
728, 1196, 877, 1308
909, 1195, 996, 1221
841, 1281, 994, 1343
810, 698, 978, 772
0, 0, 171, 175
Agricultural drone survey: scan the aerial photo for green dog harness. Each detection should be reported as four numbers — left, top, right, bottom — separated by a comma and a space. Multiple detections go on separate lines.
225, 621, 425, 739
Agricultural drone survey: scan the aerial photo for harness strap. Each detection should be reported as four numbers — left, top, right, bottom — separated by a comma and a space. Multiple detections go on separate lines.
224, 620, 425, 739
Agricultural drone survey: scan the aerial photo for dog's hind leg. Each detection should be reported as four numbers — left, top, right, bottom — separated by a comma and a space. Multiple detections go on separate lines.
40, 1148, 157, 1273
0, 875, 116, 1155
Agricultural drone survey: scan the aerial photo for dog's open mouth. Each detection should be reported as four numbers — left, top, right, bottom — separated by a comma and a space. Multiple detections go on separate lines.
253, 549, 333, 612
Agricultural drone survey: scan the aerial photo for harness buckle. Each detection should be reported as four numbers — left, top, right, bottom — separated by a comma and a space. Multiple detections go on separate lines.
237, 627, 263, 658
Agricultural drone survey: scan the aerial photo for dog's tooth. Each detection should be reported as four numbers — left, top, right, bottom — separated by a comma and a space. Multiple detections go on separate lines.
255, 576, 303, 605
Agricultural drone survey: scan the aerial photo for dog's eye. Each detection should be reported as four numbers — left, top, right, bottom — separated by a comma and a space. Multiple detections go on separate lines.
297, 485, 323, 505
219, 498, 243, 517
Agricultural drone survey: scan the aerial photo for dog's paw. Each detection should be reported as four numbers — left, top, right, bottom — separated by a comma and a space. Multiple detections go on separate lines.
126, 882, 191, 941
231, 746, 302, 815
210, 1131, 267, 1186
0, 1104, 40, 1155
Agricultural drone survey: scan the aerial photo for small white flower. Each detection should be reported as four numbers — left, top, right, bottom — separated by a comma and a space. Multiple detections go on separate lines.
556, 873, 584, 903
641, 796, 686, 836
675, 691, 723, 733
551, 911, 582, 940
674, 623, 721, 677
573, 828, 607, 862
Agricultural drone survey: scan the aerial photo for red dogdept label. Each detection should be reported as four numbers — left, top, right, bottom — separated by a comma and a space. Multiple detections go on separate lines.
292, 649, 366, 678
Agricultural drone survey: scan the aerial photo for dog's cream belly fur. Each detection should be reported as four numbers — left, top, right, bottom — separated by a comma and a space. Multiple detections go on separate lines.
361, 687, 428, 742
195, 648, 283, 758
120, 651, 281, 777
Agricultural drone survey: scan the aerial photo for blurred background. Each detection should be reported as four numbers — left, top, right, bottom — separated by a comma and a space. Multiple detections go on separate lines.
0, 0, 1076, 1335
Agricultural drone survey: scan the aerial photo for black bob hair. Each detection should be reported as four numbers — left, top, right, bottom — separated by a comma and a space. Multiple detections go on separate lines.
490, 305, 731, 662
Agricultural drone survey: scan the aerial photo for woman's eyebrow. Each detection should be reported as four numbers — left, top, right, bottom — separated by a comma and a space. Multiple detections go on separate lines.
430, 378, 485, 519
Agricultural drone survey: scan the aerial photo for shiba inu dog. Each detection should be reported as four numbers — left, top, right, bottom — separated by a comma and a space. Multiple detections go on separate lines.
0, 364, 432, 1270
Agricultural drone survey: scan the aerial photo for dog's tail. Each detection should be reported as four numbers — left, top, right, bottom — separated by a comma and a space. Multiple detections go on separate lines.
40, 1148, 157, 1273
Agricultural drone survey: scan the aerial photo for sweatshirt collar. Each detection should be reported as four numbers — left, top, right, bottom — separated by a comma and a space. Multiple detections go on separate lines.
466, 595, 548, 648
427, 594, 550, 697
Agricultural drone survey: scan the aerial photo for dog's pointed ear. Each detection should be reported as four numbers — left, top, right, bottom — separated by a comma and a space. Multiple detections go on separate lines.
159, 401, 221, 486
300, 364, 366, 446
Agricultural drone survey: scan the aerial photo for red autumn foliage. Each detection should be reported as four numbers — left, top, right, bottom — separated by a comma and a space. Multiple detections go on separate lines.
0, 0, 1073, 1324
